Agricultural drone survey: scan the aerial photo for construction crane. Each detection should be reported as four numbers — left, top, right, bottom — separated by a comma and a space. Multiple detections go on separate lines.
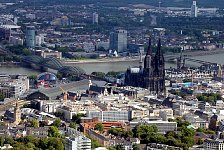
59, 86, 68, 104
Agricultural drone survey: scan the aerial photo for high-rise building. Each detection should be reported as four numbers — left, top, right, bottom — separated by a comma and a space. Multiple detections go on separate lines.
65, 135, 91, 150
109, 29, 127, 53
26, 26, 35, 48
191, 1, 198, 17
93, 12, 99, 25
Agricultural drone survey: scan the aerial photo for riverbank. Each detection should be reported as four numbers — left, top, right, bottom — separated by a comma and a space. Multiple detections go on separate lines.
64, 49, 224, 64
0, 62, 21, 66
63, 57, 140, 64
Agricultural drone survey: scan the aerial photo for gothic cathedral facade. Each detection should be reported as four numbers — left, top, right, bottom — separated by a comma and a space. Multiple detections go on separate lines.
125, 38, 165, 94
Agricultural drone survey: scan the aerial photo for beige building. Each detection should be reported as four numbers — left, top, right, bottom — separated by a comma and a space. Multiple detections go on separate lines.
35, 49, 62, 59
14, 101, 21, 125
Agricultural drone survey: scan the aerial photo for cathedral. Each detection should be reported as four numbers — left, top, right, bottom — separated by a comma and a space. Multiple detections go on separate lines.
125, 38, 165, 94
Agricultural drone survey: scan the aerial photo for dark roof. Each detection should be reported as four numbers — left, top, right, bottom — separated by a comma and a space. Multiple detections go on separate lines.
58, 66, 85, 76
89, 85, 106, 94
41, 57, 64, 70
22, 55, 44, 64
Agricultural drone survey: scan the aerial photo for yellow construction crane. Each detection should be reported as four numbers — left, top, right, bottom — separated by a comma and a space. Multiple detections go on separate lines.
59, 86, 68, 103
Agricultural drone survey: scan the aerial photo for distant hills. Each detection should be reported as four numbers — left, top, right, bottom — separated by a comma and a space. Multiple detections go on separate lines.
21, 0, 224, 8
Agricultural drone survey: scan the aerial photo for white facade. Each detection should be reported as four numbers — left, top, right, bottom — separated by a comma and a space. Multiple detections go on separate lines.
35, 35, 45, 46
87, 110, 131, 122
25, 13, 36, 19
83, 42, 95, 52
93, 12, 99, 24
191, 1, 198, 17
9, 75, 29, 98
9, 36, 23, 45
130, 120, 177, 133
204, 139, 224, 150
65, 135, 91, 150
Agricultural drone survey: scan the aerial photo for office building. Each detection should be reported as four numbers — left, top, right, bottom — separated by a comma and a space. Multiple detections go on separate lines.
109, 30, 127, 53
93, 12, 99, 25
26, 26, 35, 48
87, 110, 131, 122
191, 1, 198, 17
204, 139, 224, 150
130, 120, 177, 134
65, 135, 91, 150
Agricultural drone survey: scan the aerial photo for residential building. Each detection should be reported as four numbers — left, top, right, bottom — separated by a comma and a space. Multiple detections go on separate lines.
204, 139, 224, 150
93, 12, 99, 25
65, 135, 91, 150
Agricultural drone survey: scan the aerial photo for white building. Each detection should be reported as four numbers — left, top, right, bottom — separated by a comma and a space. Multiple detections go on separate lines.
130, 120, 177, 134
35, 35, 45, 46
93, 12, 99, 25
25, 13, 36, 19
204, 139, 224, 150
191, 1, 198, 17
65, 135, 91, 150
96, 41, 110, 50
9, 36, 23, 45
87, 110, 131, 122
83, 42, 95, 52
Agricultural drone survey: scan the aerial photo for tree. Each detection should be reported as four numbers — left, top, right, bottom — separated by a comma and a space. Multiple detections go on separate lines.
106, 71, 121, 77
0, 94, 5, 101
4, 136, 14, 145
69, 122, 76, 129
48, 137, 64, 150
116, 145, 123, 150
28, 75, 37, 80
30, 119, 39, 128
26, 142, 35, 149
95, 123, 104, 133
134, 124, 158, 140
0, 136, 4, 147
133, 144, 139, 150
97, 46, 106, 51
91, 72, 105, 78
38, 138, 49, 150
91, 138, 102, 149
72, 113, 84, 124
51, 119, 61, 127
22, 48, 32, 56
48, 126, 61, 138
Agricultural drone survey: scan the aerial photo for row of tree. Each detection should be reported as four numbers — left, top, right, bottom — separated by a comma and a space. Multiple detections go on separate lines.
197, 93, 222, 104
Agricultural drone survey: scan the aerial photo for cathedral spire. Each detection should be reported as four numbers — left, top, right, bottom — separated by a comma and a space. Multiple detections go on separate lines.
146, 37, 152, 55
156, 38, 162, 56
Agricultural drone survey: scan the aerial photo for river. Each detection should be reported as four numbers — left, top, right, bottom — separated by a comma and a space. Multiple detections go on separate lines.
0, 52, 223, 75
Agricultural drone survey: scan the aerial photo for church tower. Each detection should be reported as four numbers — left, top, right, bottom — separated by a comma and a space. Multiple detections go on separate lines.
153, 38, 165, 94
143, 38, 154, 90
14, 99, 21, 125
